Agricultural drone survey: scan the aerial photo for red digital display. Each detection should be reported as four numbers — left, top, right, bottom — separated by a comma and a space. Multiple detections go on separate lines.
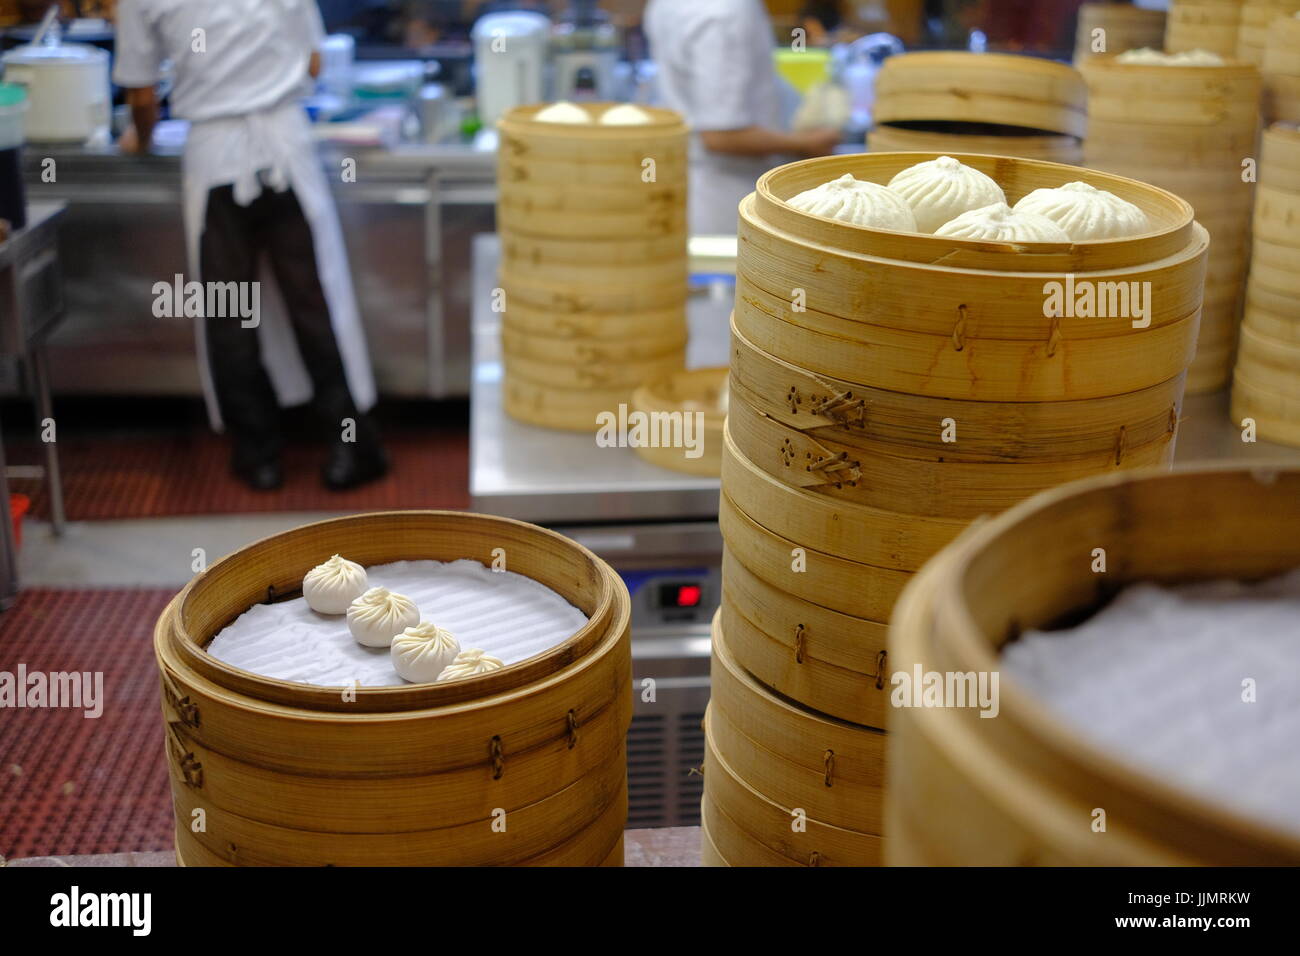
675, 585, 702, 608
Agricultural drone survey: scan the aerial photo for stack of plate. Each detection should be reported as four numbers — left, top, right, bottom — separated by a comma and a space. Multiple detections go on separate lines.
704, 151, 1208, 866
496, 103, 689, 430
868, 52, 1087, 165
1081, 56, 1262, 392
1232, 123, 1300, 446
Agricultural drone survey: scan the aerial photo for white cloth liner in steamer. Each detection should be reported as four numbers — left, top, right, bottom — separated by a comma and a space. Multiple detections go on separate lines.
206, 559, 589, 687
1002, 568, 1300, 837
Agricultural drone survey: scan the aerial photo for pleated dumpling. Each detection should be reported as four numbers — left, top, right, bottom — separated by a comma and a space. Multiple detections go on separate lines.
887, 156, 1006, 233
1013, 180, 1150, 240
437, 648, 506, 682
786, 173, 917, 231
934, 202, 1071, 242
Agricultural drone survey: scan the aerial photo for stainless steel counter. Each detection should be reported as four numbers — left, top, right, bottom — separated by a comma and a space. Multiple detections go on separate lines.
20, 142, 497, 399
470, 233, 730, 526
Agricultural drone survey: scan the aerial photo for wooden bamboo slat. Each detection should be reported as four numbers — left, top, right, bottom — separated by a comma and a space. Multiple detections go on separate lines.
1074, 3, 1167, 62
708, 611, 886, 844
1166, 0, 1244, 57
156, 511, 632, 866
1239, 0, 1300, 65
699, 812, 730, 866
872, 52, 1088, 137
867, 124, 1081, 164
497, 103, 689, 431
628, 367, 728, 477
887, 464, 1300, 865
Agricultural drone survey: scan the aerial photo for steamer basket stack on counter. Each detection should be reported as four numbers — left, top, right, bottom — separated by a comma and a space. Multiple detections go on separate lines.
1262, 14, 1300, 122
1073, 2, 1167, 63
1080, 57, 1261, 392
496, 104, 689, 430
1232, 124, 1300, 445
888, 465, 1300, 865
155, 511, 632, 866
867, 52, 1087, 165
1166, 0, 1244, 57
703, 151, 1208, 866
1238, 0, 1300, 64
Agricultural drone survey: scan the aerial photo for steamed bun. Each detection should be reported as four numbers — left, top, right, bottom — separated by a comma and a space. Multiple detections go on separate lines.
1013, 181, 1149, 240
934, 203, 1070, 242
535, 101, 591, 124
887, 156, 1007, 233
786, 173, 917, 231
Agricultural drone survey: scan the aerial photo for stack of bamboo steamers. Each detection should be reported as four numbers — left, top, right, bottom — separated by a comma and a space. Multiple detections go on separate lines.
1262, 10, 1300, 122
1238, 0, 1300, 63
703, 152, 1208, 866
156, 512, 632, 866
1073, 3, 1167, 63
496, 104, 689, 430
868, 52, 1087, 165
1166, 0, 1243, 57
1080, 56, 1261, 392
1232, 123, 1300, 446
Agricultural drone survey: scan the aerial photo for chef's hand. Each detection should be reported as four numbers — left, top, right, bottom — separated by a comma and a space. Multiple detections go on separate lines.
118, 124, 144, 155
792, 127, 843, 158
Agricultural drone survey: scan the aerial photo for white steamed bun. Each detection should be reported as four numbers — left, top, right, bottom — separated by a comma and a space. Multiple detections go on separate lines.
391, 621, 461, 683
535, 101, 591, 124
600, 104, 652, 125
302, 555, 368, 615
346, 586, 420, 647
887, 156, 1007, 233
438, 648, 505, 681
1013, 181, 1149, 240
786, 173, 917, 231
934, 202, 1071, 242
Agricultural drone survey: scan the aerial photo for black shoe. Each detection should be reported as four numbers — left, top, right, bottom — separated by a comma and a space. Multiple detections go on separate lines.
322, 441, 389, 491
233, 458, 284, 492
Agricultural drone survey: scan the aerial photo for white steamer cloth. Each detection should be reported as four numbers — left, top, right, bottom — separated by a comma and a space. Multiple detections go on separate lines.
1002, 569, 1300, 836
206, 559, 589, 687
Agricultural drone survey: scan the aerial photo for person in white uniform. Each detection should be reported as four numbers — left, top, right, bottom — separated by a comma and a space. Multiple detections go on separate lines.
114, 0, 388, 491
644, 0, 841, 235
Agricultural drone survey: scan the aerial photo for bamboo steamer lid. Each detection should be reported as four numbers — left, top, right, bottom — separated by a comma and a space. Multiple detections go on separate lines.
703, 710, 882, 866
1166, 0, 1244, 57
156, 511, 632, 866
720, 549, 891, 727
728, 318, 1185, 463
1074, 3, 1167, 62
628, 366, 728, 476
873, 52, 1087, 137
708, 611, 885, 842
888, 464, 1300, 865
867, 123, 1082, 164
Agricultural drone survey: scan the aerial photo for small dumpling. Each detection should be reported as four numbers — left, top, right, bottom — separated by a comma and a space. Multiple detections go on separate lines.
1013, 181, 1149, 240
347, 586, 420, 647
391, 621, 460, 683
600, 104, 652, 125
302, 554, 368, 615
934, 202, 1071, 242
438, 648, 506, 682
887, 155, 1006, 233
786, 173, 917, 231
535, 101, 591, 124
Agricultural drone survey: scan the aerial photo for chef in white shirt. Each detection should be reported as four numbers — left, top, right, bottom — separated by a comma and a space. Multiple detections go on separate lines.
114, 0, 387, 491
644, 0, 841, 235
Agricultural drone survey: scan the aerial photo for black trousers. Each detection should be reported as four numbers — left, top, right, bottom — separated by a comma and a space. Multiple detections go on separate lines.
199, 183, 365, 465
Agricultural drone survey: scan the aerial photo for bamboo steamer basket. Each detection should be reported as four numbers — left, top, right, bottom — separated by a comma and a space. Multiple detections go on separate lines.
504, 352, 684, 390
887, 464, 1300, 865
1166, 0, 1244, 57
741, 153, 1207, 403
700, 815, 729, 866
720, 549, 891, 728
1263, 19, 1300, 121
873, 52, 1087, 137
1074, 2, 1167, 62
628, 367, 728, 477
498, 102, 688, 164
501, 275, 686, 315
706, 611, 885, 862
501, 324, 687, 365
728, 315, 1186, 463
867, 123, 1081, 164
725, 377, 1175, 521
155, 511, 632, 867
1239, 0, 1300, 64
502, 302, 687, 341
504, 377, 634, 431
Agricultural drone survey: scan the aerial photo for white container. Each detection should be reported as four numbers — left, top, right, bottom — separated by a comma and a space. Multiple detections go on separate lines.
473, 11, 551, 126
2, 41, 110, 144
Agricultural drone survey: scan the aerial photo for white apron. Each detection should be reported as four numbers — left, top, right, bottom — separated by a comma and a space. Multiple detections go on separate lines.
181, 102, 376, 431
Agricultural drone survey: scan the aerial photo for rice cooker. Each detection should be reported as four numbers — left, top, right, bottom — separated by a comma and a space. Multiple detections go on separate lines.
1, 41, 111, 144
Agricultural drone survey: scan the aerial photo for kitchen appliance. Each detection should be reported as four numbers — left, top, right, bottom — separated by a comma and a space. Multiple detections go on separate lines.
472, 10, 550, 127
552, 0, 620, 101
0, 84, 28, 230
1, 26, 110, 145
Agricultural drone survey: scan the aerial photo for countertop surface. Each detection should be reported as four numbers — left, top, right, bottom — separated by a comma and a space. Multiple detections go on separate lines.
3, 826, 704, 868
469, 234, 732, 525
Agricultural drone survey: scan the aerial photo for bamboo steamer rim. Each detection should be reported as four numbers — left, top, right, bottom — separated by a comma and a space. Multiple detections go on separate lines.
752, 152, 1197, 272
166, 510, 629, 713
903, 463, 1300, 861
1079, 55, 1260, 77
499, 102, 688, 139
631, 366, 729, 421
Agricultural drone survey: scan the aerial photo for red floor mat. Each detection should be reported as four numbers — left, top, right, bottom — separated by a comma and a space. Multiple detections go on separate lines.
0, 589, 175, 860
7, 427, 469, 521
